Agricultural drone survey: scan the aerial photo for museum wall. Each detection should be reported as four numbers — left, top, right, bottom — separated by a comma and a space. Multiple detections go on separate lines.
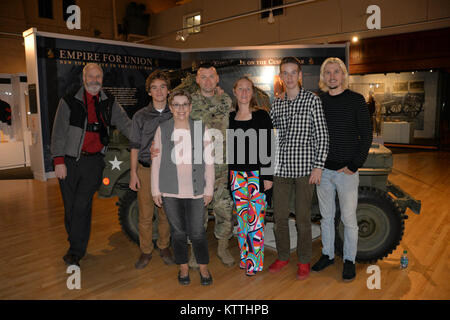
349, 27, 450, 74
1, 0, 450, 75
148, 0, 450, 48
1, 1, 450, 88
0, 0, 144, 74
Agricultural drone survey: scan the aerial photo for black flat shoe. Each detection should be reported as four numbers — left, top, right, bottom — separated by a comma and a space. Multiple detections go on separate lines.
199, 270, 213, 286
63, 253, 73, 265
178, 271, 190, 285
63, 253, 80, 267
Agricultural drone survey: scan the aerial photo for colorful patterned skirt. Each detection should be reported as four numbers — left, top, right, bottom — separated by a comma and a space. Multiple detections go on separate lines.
230, 170, 267, 275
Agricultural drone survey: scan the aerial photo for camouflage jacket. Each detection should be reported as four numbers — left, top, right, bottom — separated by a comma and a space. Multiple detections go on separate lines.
190, 90, 232, 163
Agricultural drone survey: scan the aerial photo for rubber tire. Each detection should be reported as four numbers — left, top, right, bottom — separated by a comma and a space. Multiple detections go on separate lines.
334, 186, 405, 264
118, 189, 140, 245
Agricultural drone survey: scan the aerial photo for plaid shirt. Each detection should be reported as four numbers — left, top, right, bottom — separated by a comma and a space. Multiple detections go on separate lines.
270, 87, 329, 178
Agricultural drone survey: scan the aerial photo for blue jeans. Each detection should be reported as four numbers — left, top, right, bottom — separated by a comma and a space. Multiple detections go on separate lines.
162, 197, 209, 265
316, 168, 359, 263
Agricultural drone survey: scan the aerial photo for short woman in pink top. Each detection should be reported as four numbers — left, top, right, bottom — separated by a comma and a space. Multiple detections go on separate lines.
151, 89, 215, 286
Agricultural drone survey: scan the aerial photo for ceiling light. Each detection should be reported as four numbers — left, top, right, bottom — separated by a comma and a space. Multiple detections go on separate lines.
352, 36, 359, 43
176, 30, 188, 42
268, 10, 275, 24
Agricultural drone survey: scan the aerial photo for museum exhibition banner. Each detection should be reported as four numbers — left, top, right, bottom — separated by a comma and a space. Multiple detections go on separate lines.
22, 28, 347, 180
182, 45, 347, 100
23, 29, 181, 178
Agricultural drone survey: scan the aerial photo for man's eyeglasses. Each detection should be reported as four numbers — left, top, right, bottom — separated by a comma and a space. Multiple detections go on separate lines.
171, 103, 190, 109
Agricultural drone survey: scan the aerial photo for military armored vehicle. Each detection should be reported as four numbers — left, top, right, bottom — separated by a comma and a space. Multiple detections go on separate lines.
98, 132, 420, 264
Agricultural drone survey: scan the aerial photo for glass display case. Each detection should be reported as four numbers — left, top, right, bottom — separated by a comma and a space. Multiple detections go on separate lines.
349, 70, 440, 145
0, 74, 31, 169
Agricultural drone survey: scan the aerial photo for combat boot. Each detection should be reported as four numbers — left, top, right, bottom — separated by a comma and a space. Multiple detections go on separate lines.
217, 239, 235, 267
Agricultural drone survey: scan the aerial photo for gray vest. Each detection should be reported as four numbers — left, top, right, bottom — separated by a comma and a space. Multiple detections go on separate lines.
159, 118, 206, 196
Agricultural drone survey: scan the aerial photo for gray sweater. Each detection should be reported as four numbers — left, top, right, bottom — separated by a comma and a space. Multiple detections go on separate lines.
157, 118, 209, 197
129, 102, 172, 164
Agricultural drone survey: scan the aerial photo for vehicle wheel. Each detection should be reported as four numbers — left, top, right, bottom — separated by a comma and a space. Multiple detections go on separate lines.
334, 186, 405, 264
118, 189, 140, 245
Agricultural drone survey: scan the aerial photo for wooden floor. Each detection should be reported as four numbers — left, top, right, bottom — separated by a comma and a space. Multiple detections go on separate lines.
0, 150, 449, 300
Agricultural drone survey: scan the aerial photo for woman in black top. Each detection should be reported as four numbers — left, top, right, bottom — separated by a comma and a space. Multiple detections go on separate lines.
228, 76, 273, 276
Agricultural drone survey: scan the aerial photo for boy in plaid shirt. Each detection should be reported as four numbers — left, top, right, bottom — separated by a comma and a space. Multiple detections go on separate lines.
269, 57, 329, 280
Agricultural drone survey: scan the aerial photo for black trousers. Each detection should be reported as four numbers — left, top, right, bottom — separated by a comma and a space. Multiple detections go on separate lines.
162, 197, 209, 265
58, 154, 105, 258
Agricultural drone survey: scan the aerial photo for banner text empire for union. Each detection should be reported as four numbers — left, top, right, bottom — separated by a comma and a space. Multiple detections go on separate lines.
58, 49, 153, 67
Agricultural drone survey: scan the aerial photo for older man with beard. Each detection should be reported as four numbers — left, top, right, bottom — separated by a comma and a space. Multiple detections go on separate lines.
51, 63, 131, 267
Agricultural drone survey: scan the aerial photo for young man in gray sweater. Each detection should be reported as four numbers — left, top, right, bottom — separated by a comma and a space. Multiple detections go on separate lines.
129, 70, 174, 269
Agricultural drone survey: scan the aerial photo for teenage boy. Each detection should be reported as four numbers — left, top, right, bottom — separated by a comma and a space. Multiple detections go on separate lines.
129, 70, 174, 269
269, 57, 329, 280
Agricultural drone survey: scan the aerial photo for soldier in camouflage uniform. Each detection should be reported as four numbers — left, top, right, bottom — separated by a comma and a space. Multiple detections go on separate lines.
183, 63, 235, 267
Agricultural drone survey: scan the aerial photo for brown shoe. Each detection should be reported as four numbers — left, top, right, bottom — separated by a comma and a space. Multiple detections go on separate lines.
159, 247, 175, 265
135, 253, 152, 269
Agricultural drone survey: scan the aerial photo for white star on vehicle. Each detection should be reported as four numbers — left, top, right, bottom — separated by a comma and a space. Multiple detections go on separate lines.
109, 156, 123, 171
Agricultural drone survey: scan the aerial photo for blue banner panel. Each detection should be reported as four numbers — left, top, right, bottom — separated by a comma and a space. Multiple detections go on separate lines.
36, 36, 181, 172
181, 45, 347, 101
35, 35, 345, 173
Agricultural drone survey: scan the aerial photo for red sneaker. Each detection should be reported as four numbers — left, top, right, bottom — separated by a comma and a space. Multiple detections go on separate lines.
269, 259, 290, 273
297, 263, 310, 280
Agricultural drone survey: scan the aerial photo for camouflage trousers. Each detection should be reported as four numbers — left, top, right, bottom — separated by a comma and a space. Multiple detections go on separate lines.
208, 163, 234, 240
